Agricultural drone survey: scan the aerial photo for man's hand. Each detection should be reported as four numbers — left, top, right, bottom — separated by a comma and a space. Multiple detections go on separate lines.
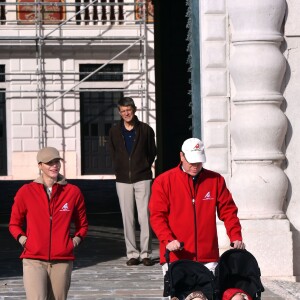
231, 240, 246, 249
166, 240, 183, 252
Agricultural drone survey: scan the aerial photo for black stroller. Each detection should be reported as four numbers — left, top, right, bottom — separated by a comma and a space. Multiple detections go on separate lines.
215, 249, 264, 300
163, 248, 217, 300
163, 248, 264, 300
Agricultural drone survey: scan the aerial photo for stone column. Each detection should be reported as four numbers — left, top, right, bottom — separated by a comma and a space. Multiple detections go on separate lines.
228, 0, 294, 279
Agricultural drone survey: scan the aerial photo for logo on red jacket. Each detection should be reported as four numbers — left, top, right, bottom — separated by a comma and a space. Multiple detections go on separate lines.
60, 203, 70, 212
203, 192, 213, 201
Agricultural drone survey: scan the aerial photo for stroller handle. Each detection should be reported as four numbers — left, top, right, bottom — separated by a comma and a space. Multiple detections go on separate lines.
164, 242, 184, 264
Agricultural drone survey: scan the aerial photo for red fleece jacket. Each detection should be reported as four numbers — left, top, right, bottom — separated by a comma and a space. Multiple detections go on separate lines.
149, 165, 242, 264
9, 178, 88, 261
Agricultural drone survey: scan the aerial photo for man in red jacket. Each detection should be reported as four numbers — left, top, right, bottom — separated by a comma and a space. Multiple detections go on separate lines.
9, 147, 88, 300
149, 138, 245, 276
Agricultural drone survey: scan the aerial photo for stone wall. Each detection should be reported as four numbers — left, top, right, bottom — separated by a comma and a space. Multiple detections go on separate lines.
0, 23, 155, 180
201, 0, 295, 279
284, 0, 300, 280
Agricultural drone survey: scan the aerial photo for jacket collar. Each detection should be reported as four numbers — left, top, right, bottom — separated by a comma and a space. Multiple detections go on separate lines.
34, 173, 67, 186
119, 115, 140, 127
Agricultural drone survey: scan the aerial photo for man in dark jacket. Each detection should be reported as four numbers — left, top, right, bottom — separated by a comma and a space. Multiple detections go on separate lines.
108, 97, 157, 266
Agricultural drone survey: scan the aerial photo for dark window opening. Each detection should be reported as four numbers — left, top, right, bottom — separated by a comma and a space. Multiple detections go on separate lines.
0, 65, 5, 82
0, 89, 7, 175
79, 64, 123, 82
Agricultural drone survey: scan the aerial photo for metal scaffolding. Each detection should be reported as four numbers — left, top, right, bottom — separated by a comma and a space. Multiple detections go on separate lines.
0, 0, 153, 149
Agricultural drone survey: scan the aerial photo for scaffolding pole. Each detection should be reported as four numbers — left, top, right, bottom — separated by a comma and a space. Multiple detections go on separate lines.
0, 0, 150, 148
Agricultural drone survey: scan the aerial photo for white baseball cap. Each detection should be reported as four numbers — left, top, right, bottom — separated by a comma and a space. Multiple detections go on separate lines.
181, 138, 206, 163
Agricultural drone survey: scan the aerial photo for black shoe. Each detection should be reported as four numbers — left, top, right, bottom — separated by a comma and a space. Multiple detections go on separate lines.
126, 258, 140, 266
142, 258, 154, 266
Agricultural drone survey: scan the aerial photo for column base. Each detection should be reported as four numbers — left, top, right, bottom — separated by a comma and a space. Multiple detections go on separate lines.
217, 219, 294, 280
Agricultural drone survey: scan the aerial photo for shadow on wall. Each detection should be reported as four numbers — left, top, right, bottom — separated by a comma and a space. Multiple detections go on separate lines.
0, 179, 122, 226
0, 224, 127, 279
0, 179, 125, 278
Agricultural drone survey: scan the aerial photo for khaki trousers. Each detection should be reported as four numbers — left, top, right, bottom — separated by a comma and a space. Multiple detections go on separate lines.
23, 258, 73, 300
116, 180, 152, 259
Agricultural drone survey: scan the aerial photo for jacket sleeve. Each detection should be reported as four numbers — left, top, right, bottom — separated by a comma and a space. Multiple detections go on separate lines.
9, 187, 27, 241
216, 175, 243, 242
73, 191, 88, 239
148, 126, 157, 165
108, 127, 116, 163
148, 177, 175, 246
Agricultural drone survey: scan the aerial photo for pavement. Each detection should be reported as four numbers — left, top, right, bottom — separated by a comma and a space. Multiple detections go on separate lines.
0, 180, 300, 299
1, 219, 300, 300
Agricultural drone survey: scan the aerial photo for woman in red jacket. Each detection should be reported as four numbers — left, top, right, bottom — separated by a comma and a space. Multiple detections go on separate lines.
9, 147, 88, 300
149, 138, 245, 276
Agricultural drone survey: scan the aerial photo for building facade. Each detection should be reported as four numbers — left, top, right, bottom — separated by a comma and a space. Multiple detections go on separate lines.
0, 0, 155, 180
0, 0, 299, 280
200, 0, 298, 280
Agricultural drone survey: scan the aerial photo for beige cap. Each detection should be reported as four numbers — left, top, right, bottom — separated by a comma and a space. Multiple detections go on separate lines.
37, 147, 63, 163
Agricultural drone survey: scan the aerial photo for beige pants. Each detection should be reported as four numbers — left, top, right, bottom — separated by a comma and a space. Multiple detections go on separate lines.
23, 258, 73, 300
116, 180, 152, 259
